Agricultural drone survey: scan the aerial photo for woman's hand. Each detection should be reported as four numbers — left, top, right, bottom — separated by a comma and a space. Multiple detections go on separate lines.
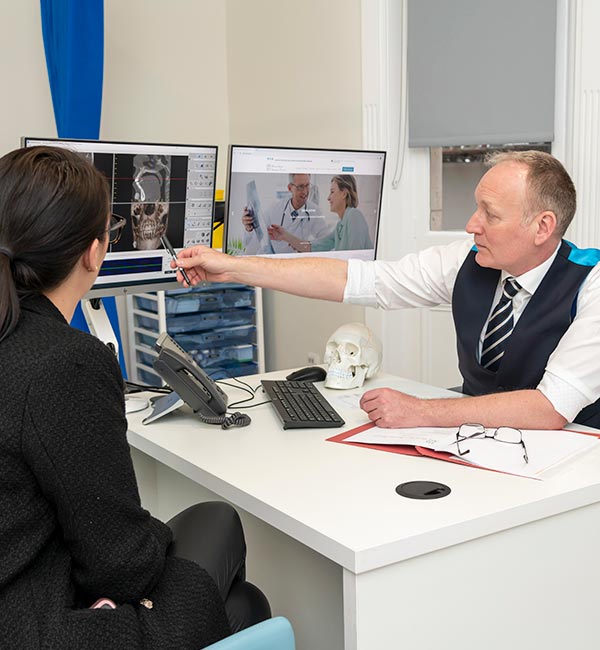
267, 224, 289, 242
267, 225, 310, 252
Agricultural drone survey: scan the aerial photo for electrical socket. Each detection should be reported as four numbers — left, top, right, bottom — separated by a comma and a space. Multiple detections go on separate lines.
307, 351, 320, 364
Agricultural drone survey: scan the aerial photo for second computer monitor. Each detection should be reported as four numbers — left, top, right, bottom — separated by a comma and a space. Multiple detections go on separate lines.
225, 145, 386, 260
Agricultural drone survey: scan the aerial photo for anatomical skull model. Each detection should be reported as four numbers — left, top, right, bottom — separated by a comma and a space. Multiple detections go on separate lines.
131, 154, 171, 250
324, 323, 382, 389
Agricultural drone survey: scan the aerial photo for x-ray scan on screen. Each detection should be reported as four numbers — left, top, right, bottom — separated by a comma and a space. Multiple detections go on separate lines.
22, 137, 218, 295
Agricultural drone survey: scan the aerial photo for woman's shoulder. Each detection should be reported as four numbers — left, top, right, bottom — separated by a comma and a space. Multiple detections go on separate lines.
344, 207, 367, 225
26, 323, 126, 424
53, 328, 121, 378
18, 310, 122, 380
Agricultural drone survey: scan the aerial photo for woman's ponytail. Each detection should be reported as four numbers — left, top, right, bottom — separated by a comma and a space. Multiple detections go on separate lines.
0, 251, 19, 342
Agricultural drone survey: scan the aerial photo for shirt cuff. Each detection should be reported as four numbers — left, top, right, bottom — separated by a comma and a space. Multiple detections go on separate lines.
537, 370, 592, 422
343, 259, 378, 306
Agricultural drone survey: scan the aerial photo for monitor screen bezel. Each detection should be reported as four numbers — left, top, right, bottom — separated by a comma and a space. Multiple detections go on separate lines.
21, 136, 219, 298
224, 143, 386, 261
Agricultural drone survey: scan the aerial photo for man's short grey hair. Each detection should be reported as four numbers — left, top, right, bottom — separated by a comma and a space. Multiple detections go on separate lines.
288, 173, 311, 184
485, 150, 576, 238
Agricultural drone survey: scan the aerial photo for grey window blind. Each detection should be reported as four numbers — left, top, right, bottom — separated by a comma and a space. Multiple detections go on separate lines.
407, 0, 557, 147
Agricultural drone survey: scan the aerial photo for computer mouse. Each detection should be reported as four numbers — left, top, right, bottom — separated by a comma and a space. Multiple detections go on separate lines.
286, 366, 328, 383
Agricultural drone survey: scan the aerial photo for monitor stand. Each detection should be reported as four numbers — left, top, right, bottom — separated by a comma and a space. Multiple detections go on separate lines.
82, 298, 149, 414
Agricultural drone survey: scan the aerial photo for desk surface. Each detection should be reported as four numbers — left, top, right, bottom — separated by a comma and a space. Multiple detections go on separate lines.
127, 371, 600, 574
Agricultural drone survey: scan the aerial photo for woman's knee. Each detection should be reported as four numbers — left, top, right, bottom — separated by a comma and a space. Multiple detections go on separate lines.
225, 580, 272, 633
167, 501, 247, 598
169, 502, 245, 555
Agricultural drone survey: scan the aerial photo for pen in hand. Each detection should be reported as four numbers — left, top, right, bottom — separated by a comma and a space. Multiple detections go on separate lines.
160, 234, 191, 286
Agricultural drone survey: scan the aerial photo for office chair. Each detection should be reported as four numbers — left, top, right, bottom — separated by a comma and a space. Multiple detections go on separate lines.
204, 616, 295, 650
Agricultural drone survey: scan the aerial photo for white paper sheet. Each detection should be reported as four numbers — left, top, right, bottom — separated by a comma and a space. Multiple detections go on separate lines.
345, 426, 599, 479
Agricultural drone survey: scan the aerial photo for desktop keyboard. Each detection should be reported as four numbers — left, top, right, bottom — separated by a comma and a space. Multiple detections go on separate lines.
261, 380, 345, 429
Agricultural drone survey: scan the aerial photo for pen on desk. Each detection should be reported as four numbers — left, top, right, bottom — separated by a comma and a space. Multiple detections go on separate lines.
160, 234, 191, 286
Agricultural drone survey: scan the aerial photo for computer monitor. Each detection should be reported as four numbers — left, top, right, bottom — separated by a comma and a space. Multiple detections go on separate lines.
224, 145, 386, 261
21, 137, 218, 297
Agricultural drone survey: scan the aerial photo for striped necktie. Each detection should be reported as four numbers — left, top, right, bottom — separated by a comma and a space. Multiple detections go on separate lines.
480, 277, 522, 372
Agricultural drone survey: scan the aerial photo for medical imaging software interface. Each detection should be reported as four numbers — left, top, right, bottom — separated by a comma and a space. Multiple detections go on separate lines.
225, 145, 386, 261
22, 138, 217, 292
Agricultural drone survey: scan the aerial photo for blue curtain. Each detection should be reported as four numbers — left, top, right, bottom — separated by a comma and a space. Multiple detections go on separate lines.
40, 0, 127, 375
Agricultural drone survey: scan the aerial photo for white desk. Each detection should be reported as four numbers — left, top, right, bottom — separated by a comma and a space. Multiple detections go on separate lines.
127, 371, 600, 650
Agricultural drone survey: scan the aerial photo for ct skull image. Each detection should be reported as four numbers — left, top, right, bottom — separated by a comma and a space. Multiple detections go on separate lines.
131, 201, 169, 250
324, 322, 382, 389
131, 154, 171, 250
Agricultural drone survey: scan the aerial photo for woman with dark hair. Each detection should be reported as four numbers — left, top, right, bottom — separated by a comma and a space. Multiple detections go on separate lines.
268, 174, 373, 252
0, 146, 269, 650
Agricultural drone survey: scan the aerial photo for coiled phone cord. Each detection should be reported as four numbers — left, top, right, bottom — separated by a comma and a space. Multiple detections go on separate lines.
194, 410, 251, 429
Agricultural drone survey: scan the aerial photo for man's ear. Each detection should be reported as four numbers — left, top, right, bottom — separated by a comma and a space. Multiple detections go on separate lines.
534, 210, 558, 245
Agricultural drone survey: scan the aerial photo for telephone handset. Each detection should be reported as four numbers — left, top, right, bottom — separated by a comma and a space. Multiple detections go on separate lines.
142, 332, 253, 428
152, 332, 228, 419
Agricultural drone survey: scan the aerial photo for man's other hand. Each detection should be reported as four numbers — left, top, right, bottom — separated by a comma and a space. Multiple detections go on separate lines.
242, 207, 255, 232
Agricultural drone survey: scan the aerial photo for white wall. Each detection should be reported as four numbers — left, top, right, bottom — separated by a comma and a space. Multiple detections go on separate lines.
0, 2, 55, 154
226, 0, 363, 147
0, 1, 231, 178
562, 0, 600, 247
225, 0, 366, 370
103, 1, 231, 187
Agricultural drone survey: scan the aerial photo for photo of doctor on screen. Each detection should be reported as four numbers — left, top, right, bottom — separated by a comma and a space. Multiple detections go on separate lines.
227, 172, 381, 258
240, 173, 330, 254
268, 174, 373, 253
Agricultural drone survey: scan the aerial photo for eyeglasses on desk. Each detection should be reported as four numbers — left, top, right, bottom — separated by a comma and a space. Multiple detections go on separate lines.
455, 423, 529, 464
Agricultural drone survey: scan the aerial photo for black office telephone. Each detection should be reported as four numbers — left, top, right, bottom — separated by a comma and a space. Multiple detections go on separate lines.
151, 332, 227, 418
144, 333, 251, 429
138, 331, 226, 425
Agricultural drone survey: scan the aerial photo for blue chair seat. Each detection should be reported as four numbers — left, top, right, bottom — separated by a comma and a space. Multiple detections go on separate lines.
205, 616, 295, 650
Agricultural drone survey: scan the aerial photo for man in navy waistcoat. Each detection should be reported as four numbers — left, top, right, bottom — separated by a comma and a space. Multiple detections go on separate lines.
175, 151, 600, 430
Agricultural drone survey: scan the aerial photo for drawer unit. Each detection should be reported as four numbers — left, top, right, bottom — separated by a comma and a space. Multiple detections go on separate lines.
165, 308, 255, 334
126, 284, 264, 386
135, 288, 254, 315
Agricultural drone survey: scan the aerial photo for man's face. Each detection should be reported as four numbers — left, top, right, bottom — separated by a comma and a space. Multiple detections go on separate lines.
465, 162, 540, 276
288, 174, 311, 208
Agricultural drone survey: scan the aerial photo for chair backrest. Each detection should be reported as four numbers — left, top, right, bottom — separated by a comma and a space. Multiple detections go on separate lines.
204, 616, 295, 650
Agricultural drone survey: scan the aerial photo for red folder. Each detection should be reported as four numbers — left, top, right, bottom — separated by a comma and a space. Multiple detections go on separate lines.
327, 422, 600, 477
328, 422, 473, 466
